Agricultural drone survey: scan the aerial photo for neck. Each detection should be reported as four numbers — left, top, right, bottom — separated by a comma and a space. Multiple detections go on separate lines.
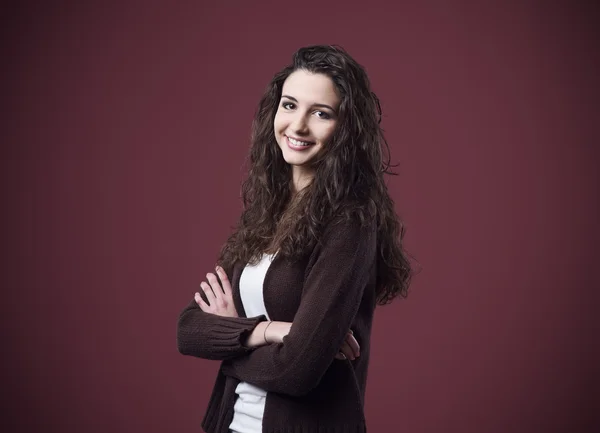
291, 166, 314, 194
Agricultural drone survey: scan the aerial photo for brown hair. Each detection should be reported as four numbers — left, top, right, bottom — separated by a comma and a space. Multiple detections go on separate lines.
217, 45, 414, 304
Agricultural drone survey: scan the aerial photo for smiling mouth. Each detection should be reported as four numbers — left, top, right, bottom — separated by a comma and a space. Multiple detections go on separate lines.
286, 135, 315, 146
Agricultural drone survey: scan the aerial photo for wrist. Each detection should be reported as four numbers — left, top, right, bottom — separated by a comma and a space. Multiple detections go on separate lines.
245, 321, 269, 348
265, 321, 292, 344
245, 321, 292, 348
263, 321, 273, 344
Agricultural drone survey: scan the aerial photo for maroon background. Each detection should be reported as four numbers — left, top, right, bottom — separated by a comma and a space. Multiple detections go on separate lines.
2, 1, 598, 432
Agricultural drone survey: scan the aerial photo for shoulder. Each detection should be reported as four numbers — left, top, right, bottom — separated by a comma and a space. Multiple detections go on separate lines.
300, 208, 377, 283
316, 210, 377, 255
325, 201, 377, 237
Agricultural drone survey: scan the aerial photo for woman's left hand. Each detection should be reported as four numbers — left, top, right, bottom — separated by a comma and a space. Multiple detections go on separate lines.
195, 266, 239, 318
335, 330, 360, 360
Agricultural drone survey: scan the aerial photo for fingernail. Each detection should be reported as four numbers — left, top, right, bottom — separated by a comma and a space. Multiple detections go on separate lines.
341, 354, 347, 360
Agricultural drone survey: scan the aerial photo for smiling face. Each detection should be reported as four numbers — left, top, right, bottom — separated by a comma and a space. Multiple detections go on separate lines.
274, 69, 341, 189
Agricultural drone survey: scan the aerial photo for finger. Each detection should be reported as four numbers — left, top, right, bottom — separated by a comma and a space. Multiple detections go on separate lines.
215, 266, 233, 298
206, 273, 227, 309
339, 340, 355, 360
345, 333, 361, 358
206, 273, 223, 296
195, 292, 211, 312
335, 352, 347, 360
200, 281, 216, 305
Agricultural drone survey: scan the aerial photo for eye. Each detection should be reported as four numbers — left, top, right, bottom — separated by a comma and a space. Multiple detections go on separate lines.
281, 102, 295, 110
315, 110, 331, 120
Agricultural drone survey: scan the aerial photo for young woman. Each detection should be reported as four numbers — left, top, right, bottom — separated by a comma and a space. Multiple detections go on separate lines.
177, 45, 412, 433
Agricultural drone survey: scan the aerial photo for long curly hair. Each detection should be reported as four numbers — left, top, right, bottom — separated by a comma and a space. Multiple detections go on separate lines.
217, 45, 413, 304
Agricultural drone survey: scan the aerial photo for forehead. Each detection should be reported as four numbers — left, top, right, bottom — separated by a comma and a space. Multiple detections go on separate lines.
281, 70, 340, 108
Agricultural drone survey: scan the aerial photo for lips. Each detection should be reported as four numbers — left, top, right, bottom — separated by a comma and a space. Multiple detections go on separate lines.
287, 135, 315, 146
285, 135, 315, 151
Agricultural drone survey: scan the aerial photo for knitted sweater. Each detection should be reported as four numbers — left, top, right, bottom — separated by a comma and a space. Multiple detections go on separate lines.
177, 216, 378, 433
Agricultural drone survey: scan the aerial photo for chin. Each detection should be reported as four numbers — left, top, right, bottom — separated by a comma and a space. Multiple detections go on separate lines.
282, 154, 310, 166
282, 147, 316, 163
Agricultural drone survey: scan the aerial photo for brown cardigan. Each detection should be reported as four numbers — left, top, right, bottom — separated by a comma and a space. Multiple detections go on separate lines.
177, 216, 378, 433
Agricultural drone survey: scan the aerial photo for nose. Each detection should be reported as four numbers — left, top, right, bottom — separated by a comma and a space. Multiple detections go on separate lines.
290, 112, 309, 135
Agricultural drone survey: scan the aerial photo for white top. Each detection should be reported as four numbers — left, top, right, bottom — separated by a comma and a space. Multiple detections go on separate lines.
229, 253, 276, 433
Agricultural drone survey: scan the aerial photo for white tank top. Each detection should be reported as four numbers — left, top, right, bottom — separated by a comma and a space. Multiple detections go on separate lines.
229, 253, 276, 433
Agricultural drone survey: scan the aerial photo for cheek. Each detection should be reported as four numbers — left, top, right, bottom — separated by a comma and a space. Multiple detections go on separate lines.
320, 124, 338, 143
273, 112, 285, 134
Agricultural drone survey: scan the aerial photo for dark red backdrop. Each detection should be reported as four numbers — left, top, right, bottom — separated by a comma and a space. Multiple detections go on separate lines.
3, 1, 598, 432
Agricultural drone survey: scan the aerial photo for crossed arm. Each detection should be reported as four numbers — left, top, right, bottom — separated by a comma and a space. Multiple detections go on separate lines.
192, 265, 360, 359
177, 218, 375, 395
177, 269, 360, 362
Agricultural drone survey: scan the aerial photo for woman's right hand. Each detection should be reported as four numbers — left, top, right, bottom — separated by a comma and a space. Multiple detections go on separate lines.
335, 330, 360, 360
195, 266, 239, 318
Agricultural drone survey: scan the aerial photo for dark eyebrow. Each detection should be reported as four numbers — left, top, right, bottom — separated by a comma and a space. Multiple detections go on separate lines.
281, 95, 337, 114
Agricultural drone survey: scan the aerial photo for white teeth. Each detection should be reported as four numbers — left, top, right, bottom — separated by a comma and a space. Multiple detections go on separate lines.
288, 136, 313, 146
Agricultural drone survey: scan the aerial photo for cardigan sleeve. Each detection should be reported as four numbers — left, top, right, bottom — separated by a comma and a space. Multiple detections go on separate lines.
220, 216, 377, 396
176, 265, 268, 361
